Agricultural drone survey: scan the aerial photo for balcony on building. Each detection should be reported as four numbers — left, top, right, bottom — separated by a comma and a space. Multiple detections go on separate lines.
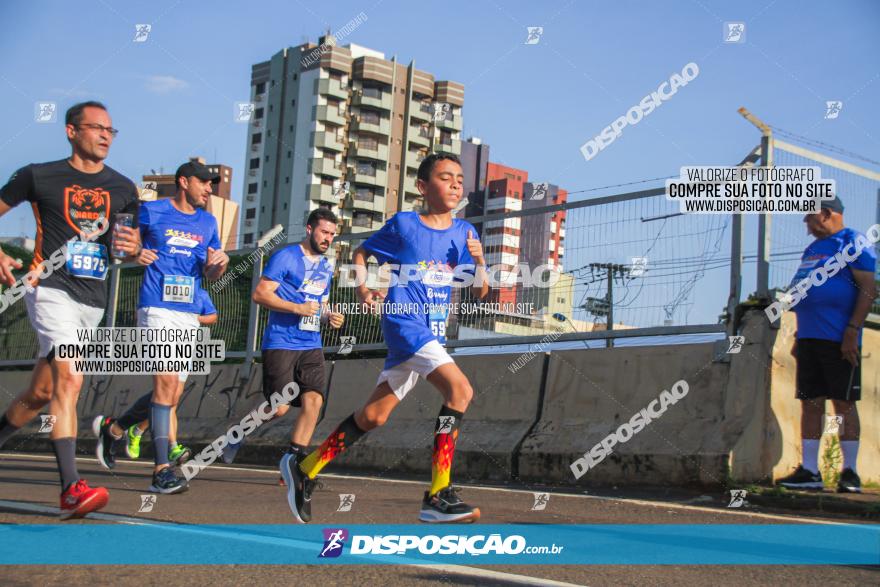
316, 77, 349, 101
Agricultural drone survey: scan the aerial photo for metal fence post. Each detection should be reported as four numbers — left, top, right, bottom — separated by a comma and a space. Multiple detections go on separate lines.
726, 214, 743, 336
106, 263, 122, 328
757, 133, 774, 296
241, 250, 263, 379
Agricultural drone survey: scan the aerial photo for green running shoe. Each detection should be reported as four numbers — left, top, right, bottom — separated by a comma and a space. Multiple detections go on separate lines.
169, 444, 193, 466
125, 426, 143, 459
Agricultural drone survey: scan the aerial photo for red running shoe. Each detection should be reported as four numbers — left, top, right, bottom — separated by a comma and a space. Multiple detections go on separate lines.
60, 479, 109, 520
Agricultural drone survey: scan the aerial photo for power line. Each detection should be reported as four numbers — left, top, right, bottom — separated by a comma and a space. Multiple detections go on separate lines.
768, 125, 880, 167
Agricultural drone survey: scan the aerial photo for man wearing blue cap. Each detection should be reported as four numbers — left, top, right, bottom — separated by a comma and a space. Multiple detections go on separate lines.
778, 196, 876, 493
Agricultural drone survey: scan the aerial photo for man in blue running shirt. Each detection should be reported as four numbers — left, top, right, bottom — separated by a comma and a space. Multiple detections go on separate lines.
94, 160, 228, 494
776, 196, 876, 494
294, 154, 490, 524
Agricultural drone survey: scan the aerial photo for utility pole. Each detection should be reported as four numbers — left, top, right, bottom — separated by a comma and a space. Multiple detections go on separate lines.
586, 262, 628, 348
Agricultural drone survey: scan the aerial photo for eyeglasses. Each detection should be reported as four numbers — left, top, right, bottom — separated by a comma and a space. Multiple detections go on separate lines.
76, 123, 119, 137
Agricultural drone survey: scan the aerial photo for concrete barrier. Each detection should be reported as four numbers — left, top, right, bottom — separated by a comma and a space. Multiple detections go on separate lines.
2, 307, 877, 487
516, 340, 732, 486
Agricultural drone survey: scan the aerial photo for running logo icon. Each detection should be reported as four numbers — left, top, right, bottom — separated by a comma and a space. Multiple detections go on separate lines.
824, 415, 843, 435
727, 490, 747, 508
319, 528, 349, 558
727, 335, 745, 354
235, 102, 256, 123
525, 27, 543, 45
436, 416, 455, 435
338, 336, 355, 356
824, 101, 843, 120
724, 22, 745, 43
38, 414, 56, 433
531, 492, 549, 511
530, 182, 549, 201
630, 257, 648, 277
432, 103, 451, 123
35, 102, 57, 123
337, 494, 355, 512
138, 494, 156, 513
134, 24, 151, 42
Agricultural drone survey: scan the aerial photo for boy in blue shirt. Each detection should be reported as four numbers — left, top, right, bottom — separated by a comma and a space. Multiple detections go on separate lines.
292, 154, 490, 523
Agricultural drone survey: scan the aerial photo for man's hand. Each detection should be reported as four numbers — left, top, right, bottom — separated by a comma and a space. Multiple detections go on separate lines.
137, 248, 159, 266
112, 225, 141, 256
0, 247, 23, 286
357, 287, 385, 314
466, 230, 484, 265
328, 312, 345, 329
841, 327, 860, 367
297, 300, 321, 317
205, 247, 229, 280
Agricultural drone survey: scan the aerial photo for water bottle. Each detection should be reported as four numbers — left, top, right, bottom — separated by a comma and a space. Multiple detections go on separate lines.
112, 213, 134, 258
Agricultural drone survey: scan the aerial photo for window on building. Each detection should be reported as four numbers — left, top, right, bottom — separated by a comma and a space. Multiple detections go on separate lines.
248, 183, 258, 194
252, 133, 262, 144
285, 176, 289, 184
355, 187, 374, 201
261, 206, 265, 213
293, 73, 297, 80
244, 233, 254, 245
291, 99, 296, 106
287, 150, 291, 159
255, 107, 264, 120
245, 208, 256, 219
283, 202, 287, 209
249, 158, 259, 170
265, 155, 269, 162
356, 161, 376, 176
361, 110, 380, 124
269, 104, 274, 113
263, 179, 267, 187
363, 86, 382, 99
255, 82, 266, 94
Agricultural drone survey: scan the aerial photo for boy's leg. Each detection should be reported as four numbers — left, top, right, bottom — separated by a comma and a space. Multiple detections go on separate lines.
425, 362, 473, 497
299, 382, 399, 480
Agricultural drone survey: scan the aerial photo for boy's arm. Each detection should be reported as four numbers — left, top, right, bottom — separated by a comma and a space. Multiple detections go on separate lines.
353, 245, 384, 311
466, 230, 490, 300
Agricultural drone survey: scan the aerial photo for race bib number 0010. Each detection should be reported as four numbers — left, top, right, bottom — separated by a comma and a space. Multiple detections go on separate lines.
163, 275, 195, 304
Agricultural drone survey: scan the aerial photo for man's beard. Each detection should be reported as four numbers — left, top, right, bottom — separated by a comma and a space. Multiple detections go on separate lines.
309, 234, 328, 253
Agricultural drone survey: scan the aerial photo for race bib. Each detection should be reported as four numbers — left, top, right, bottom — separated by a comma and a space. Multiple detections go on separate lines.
162, 275, 195, 303
66, 241, 108, 280
299, 297, 321, 332
423, 269, 454, 287
429, 304, 449, 344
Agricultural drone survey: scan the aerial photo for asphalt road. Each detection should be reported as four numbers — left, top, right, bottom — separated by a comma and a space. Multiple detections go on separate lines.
0, 452, 877, 586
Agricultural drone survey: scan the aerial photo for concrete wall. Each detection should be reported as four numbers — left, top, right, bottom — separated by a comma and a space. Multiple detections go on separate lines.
2, 307, 877, 486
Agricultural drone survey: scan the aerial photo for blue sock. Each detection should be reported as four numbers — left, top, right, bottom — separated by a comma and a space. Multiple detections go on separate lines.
150, 403, 172, 467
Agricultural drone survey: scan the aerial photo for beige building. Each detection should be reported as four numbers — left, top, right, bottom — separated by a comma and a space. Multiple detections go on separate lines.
240, 35, 464, 247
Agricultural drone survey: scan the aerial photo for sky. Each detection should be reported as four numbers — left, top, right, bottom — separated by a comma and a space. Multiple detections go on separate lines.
0, 0, 878, 323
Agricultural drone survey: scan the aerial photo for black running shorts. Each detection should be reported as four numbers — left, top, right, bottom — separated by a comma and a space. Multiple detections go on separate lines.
262, 348, 327, 406
795, 338, 861, 401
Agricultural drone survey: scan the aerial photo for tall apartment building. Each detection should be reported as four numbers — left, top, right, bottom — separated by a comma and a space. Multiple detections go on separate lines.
239, 36, 464, 249
482, 162, 527, 305
142, 157, 239, 250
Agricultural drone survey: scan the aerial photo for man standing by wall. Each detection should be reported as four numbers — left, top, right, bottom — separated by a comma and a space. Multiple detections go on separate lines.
778, 196, 876, 493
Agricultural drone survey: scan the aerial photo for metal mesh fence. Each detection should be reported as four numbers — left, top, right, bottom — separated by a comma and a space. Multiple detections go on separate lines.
768, 144, 880, 291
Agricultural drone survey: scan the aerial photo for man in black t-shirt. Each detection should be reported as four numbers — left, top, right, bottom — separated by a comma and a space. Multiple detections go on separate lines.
0, 101, 141, 520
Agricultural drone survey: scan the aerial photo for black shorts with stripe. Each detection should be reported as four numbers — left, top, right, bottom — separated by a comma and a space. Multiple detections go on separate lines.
795, 338, 861, 401
262, 348, 327, 406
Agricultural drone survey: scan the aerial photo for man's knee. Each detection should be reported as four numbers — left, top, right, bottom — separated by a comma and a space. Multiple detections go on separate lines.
53, 370, 83, 398
300, 391, 324, 414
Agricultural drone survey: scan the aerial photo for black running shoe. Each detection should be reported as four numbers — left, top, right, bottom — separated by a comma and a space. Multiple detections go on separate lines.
149, 466, 189, 494
280, 453, 310, 523
92, 415, 119, 470
777, 465, 823, 490
837, 468, 861, 493
419, 486, 481, 523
